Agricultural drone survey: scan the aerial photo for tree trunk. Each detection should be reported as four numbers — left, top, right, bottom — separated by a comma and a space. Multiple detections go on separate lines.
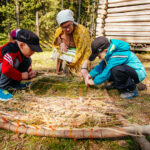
61, 0, 63, 9
15, 0, 20, 28
36, 11, 39, 37
6, 0, 11, 38
78, 0, 81, 23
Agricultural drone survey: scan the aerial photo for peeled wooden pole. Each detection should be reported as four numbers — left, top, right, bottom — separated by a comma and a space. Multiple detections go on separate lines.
0, 117, 150, 139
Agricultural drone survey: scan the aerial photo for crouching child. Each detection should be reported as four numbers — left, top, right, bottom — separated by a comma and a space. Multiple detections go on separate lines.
0, 29, 42, 101
85, 36, 146, 99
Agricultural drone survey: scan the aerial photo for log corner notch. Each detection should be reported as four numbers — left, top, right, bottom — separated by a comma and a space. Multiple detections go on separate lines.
96, 0, 108, 37
96, 0, 150, 51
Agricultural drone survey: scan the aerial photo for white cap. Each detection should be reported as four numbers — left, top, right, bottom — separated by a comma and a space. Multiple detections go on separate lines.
56, 9, 74, 25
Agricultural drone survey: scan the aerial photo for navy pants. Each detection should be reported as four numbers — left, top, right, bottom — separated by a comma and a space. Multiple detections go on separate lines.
0, 57, 31, 89
110, 65, 139, 91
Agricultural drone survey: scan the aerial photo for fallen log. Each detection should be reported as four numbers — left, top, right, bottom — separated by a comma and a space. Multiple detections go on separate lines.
108, 4, 150, 13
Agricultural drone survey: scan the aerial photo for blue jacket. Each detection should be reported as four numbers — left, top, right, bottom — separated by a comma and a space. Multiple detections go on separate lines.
89, 39, 146, 85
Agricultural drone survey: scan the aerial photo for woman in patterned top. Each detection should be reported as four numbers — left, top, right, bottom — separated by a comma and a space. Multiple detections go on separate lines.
53, 9, 92, 79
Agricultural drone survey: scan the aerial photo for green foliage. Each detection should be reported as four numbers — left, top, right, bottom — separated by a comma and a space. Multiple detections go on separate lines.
0, 0, 98, 46
0, 33, 8, 46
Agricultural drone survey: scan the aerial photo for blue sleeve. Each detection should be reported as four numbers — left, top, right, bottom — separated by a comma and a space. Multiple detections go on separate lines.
89, 60, 105, 78
93, 57, 128, 85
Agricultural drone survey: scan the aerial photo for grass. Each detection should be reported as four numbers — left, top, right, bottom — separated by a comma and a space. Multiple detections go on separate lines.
0, 51, 150, 149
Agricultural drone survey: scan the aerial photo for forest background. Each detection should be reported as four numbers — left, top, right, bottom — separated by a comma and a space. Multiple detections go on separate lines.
0, 0, 99, 48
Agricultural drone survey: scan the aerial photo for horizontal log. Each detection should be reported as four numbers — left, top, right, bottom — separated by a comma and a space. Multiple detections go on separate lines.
105, 22, 150, 26
104, 26, 150, 32
131, 46, 150, 52
108, 0, 150, 8
107, 10, 150, 17
108, 4, 150, 13
105, 32, 150, 37
108, 0, 132, 4
105, 15, 150, 23
105, 36, 150, 44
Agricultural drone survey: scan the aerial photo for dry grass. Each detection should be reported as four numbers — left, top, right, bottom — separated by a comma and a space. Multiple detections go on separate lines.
0, 51, 149, 150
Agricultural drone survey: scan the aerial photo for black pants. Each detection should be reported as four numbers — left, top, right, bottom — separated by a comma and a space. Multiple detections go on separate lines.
110, 65, 139, 91
0, 57, 31, 89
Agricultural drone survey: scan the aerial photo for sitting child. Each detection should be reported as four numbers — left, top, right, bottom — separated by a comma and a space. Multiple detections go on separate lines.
85, 36, 146, 99
0, 29, 42, 101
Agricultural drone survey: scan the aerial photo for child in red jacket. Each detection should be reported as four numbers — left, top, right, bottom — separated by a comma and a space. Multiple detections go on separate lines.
0, 29, 42, 101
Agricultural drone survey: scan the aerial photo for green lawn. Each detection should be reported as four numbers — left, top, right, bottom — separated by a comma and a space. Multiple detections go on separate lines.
0, 51, 150, 150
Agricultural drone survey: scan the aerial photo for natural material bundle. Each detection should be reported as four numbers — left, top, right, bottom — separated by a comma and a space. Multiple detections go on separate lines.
0, 96, 123, 128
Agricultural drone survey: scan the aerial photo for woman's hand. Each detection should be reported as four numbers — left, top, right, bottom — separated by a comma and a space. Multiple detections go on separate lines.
60, 43, 68, 52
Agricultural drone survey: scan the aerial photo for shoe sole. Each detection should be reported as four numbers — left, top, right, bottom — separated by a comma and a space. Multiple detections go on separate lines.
0, 97, 12, 101
124, 92, 138, 100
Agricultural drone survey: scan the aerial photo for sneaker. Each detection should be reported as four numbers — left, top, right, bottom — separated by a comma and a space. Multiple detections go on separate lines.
0, 89, 13, 101
106, 83, 116, 90
120, 88, 138, 99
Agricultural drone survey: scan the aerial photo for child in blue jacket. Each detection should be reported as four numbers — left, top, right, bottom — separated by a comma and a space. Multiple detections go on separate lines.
86, 36, 146, 99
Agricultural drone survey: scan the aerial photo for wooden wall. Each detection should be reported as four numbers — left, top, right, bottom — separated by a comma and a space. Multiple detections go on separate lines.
96, 0, 150, 51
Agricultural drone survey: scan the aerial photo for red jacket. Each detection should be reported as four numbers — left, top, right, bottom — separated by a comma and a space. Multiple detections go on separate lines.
0, 42, 23, 81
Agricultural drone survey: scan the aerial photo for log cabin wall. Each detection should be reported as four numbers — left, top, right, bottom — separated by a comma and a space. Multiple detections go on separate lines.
96, 0, 150, 51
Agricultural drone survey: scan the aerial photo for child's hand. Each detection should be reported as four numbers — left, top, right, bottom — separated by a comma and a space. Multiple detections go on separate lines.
28, 70, 37, 79
22, 72, 29, 80
60, 43, 68, 52
85, 79, 94, 86
86, 74, 91, 80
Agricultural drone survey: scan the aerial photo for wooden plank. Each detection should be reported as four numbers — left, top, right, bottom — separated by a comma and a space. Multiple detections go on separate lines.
104, 26, 150, 32
105, 31, 150, 37
107, 4, 150, 13
105, 15, 150, 23
105, 22, 150, 26
105, 36, 150, 44
107, 10, 150, 17
108, 0, 150, 8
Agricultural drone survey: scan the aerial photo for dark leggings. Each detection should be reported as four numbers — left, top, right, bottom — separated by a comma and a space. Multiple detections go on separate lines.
110, 65, 139, 91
